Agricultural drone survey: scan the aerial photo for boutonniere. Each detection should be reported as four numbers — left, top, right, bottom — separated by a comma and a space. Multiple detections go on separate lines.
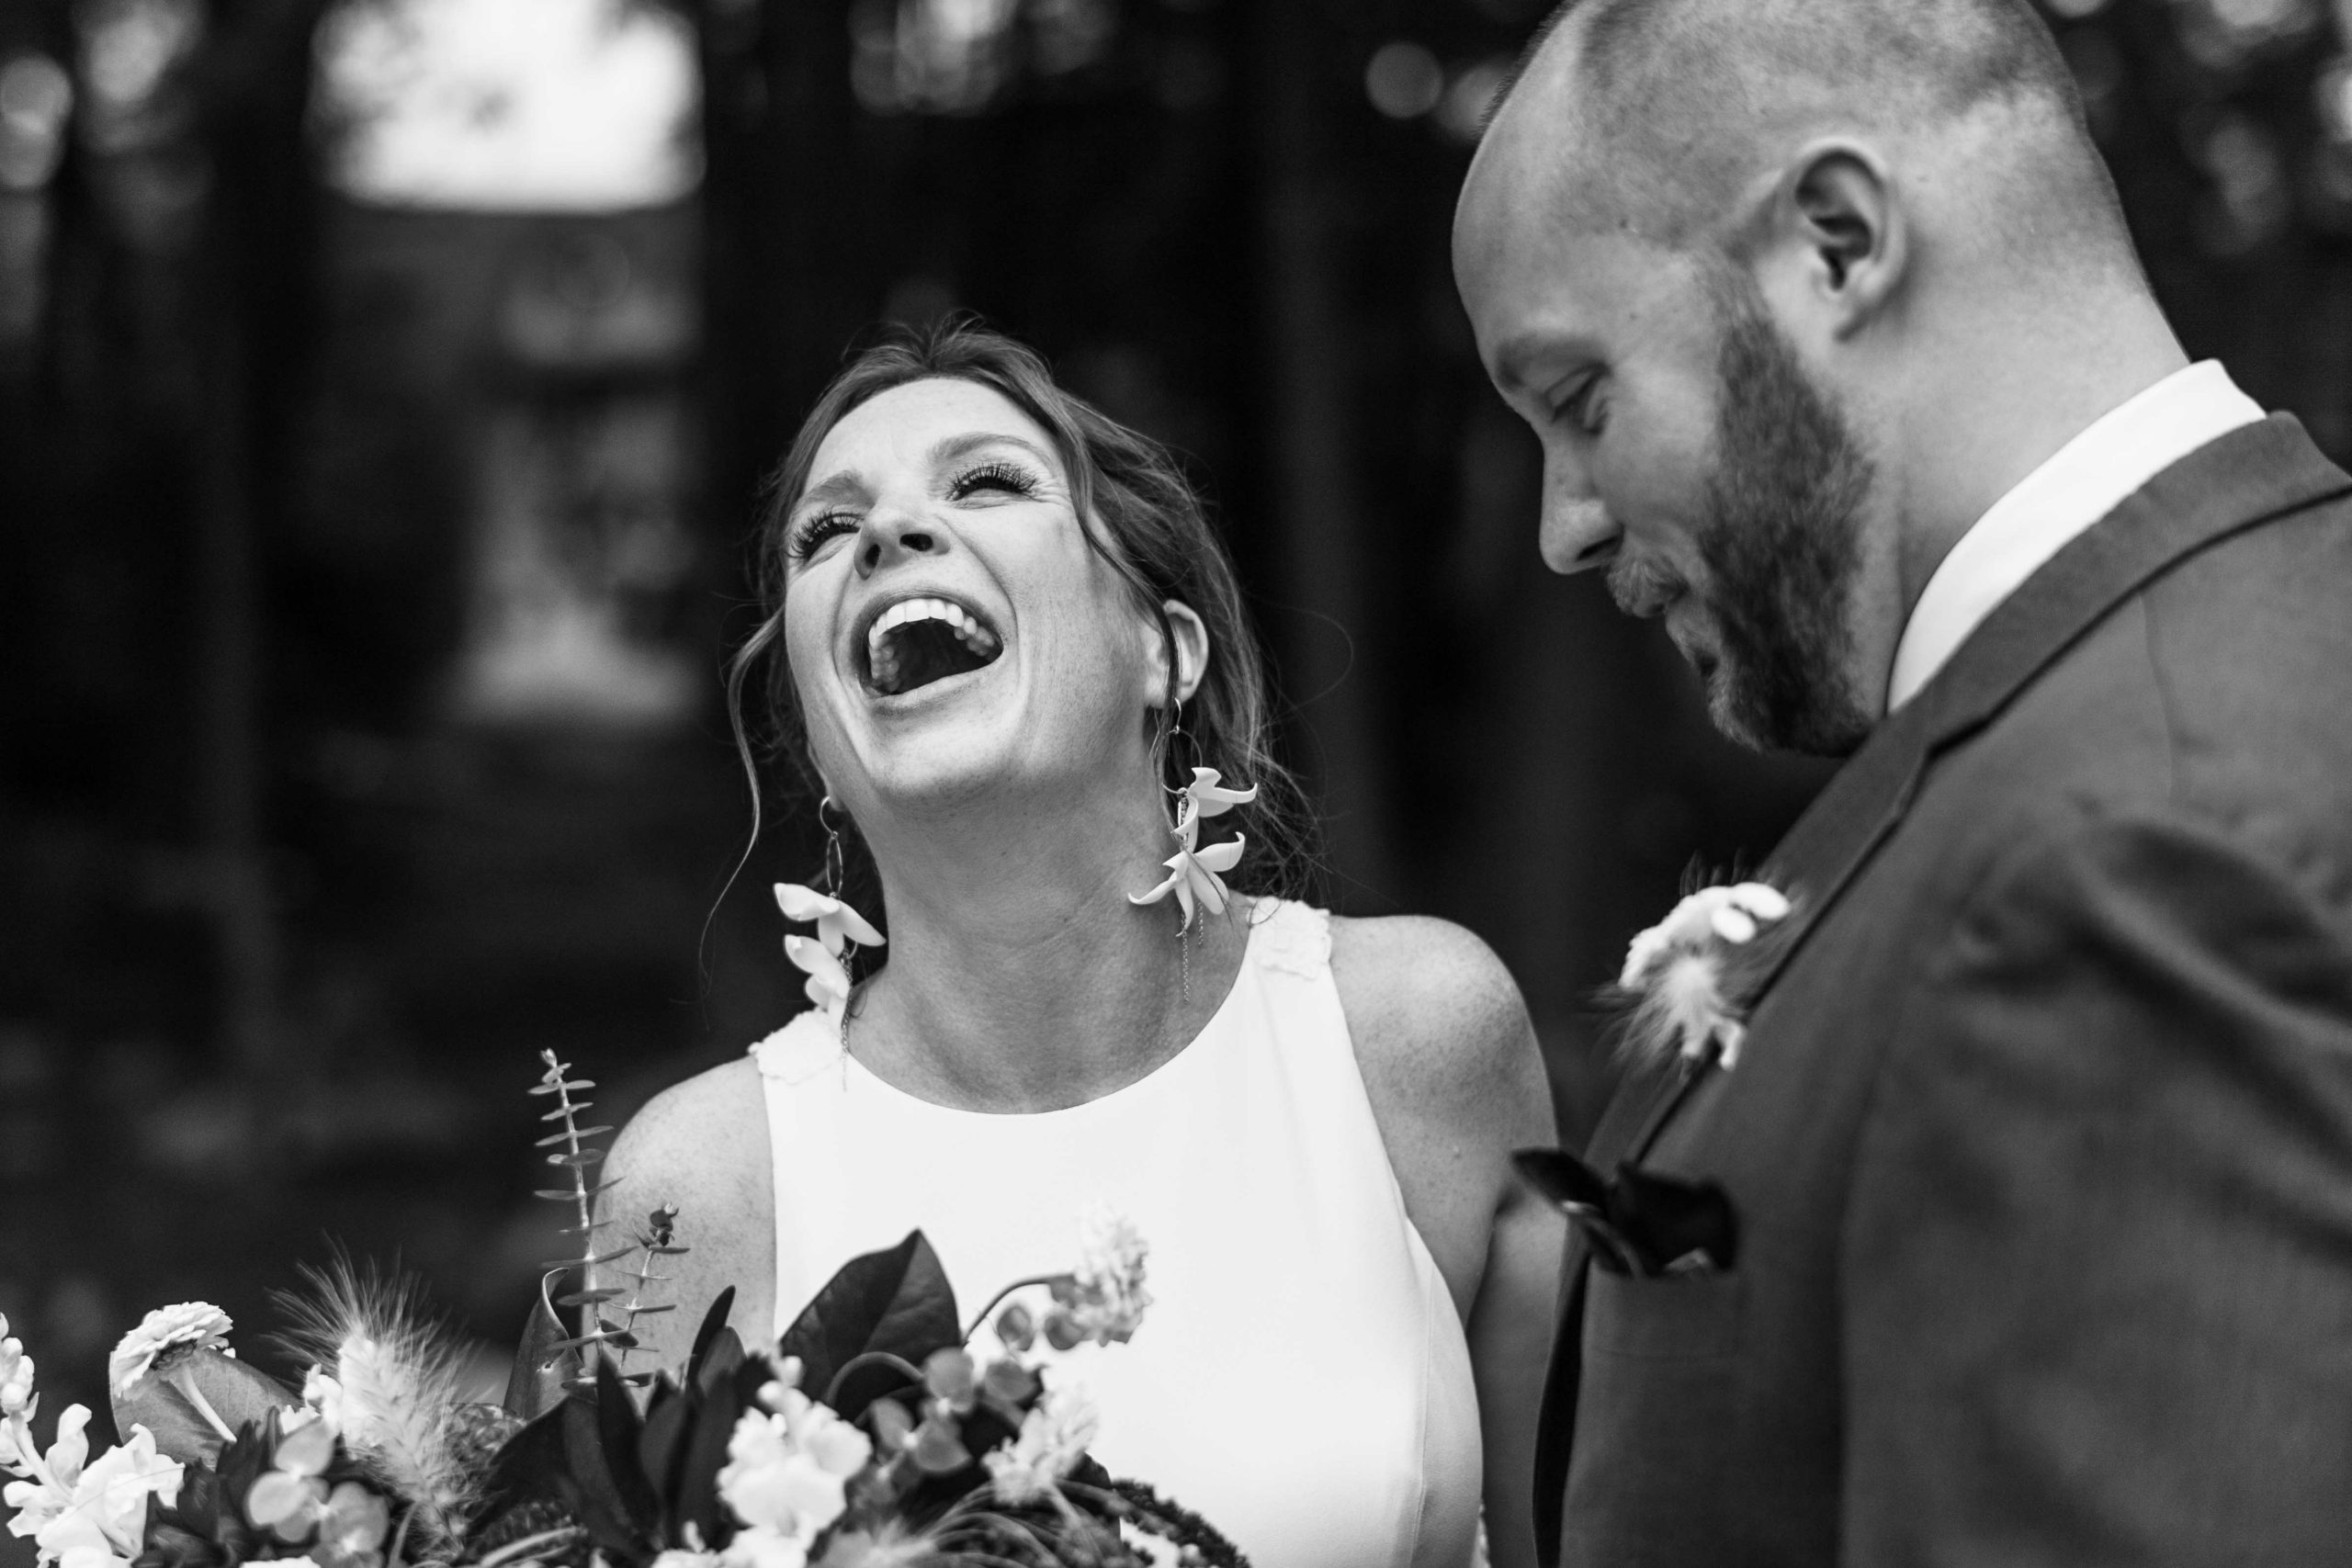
1616, 881, 1794, 1073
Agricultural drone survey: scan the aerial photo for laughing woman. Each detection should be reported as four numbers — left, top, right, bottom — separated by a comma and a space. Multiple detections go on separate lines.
605, 323, 1562, 1568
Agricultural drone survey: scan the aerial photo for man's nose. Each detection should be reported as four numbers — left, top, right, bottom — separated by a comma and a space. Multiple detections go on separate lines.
1540, 495, 1621, 577
856, 508, 940, 577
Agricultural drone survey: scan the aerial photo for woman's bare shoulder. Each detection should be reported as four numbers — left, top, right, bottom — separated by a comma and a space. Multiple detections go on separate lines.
1326, 913, 1554, 1314
1326, 913, 1541, 1111
602, 1055, 777, 1362
604, 1056, 773, 1253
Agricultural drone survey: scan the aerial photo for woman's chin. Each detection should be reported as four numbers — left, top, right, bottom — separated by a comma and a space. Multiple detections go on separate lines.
847, 705, 1024, 811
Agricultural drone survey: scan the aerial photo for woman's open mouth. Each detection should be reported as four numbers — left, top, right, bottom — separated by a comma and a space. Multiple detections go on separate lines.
861, 595, 1004, 697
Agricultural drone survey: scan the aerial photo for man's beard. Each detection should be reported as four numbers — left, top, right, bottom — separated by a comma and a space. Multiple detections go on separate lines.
1636, 277, 1878, 756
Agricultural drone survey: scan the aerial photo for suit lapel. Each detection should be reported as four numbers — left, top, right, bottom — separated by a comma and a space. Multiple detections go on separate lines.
1534, 415, 2350, 1564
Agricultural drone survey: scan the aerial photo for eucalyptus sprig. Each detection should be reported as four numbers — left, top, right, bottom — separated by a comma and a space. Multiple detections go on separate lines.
605, 1203, 688, 1388
529, 1050, 634, 1379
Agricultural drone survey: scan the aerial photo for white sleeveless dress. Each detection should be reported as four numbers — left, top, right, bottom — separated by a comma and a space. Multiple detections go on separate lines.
750, 899, 1484, 1568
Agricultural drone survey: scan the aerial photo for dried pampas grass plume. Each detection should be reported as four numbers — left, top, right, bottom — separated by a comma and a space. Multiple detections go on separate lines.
273, 1259, 485, 1554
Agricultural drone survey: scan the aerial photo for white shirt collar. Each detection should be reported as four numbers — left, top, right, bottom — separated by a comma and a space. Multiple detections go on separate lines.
1884, 360, 2264, 710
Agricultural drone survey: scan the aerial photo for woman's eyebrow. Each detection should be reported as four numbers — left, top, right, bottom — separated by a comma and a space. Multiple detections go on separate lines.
796, 470, 869, 514
927, 430, 1057, 469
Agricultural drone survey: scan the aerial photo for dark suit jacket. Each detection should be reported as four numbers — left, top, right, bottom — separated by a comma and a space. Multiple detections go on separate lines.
1535, 415, 2352, 1566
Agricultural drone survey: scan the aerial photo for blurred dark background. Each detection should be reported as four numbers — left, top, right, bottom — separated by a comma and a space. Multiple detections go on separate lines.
4, 0, 2351, 1483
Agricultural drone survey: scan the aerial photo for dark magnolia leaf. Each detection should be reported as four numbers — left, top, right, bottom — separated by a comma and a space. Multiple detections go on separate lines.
684, 1288, 737, 1388
478, 1400, 573, 1522
669, 1368, 742, 1549
1511, 1148, 1611, 1213
113, 1348, 295, 1464
593, 1360, 662, 1540
634, 1381, 692, 1518
505, 1271, 583, 1420
775, 1232, 958, 1400
559, 1393, 653, 1565
693, 1327, 745, 1401
823, 1354, 920, 1426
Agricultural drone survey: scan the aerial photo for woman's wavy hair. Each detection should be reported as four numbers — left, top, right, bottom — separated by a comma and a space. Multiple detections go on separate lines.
727, 318, 1317, 908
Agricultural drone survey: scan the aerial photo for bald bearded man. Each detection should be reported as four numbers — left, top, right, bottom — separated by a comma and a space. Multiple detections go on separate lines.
1455, 2, 2352, 1564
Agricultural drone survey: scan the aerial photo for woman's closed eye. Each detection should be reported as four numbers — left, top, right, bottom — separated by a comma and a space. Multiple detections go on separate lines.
947, 458, 1040, 502
789, 510, 858, 560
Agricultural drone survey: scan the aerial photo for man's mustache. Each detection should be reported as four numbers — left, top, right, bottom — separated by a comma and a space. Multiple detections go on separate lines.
1607, 553, 1687, 619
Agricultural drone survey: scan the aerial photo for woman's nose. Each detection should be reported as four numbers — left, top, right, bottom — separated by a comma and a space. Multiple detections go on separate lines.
855, 509, 940, 577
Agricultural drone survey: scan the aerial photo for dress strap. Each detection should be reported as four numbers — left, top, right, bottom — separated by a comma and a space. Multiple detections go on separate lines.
1250, 897, 1333, 981
749, 1010, 842, 1087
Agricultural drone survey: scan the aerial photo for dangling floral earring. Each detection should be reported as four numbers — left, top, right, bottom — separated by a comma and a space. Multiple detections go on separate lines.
775, 795, 885, 1066
1130, 705, 1258, 994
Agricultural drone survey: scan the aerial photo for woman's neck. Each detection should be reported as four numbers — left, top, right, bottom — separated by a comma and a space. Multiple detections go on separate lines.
846, 790, 1254, 1112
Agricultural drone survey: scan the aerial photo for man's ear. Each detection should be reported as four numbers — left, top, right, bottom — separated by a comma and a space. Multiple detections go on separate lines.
1775, 138, 1905, 337
1145, 599, 1212, 708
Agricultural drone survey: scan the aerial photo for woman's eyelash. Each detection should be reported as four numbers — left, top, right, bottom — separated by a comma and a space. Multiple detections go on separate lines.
788, 511, 857, 560
787, 458, 1035, 558
949, 459, 1037, 500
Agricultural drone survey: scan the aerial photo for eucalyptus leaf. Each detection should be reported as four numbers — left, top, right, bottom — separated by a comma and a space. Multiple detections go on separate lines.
775, 1232, 958, 1399
112, 1347, 296, 1463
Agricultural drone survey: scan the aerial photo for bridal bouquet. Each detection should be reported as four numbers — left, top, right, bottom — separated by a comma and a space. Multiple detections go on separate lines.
0, 1055, 1246, 1568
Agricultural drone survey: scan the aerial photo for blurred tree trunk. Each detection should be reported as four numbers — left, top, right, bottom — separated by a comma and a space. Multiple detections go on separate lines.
702, 0, 873, 547
189, 0, 329, 1074
1250, 0, 1398, 907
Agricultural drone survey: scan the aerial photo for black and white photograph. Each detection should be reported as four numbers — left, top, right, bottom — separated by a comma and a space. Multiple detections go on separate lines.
3, 0, 2350, 1564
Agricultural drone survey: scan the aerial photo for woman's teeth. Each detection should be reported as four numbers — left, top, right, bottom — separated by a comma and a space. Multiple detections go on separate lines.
865, 596, 1003, 696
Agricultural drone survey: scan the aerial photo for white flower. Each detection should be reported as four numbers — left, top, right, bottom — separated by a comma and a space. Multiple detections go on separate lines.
716, 1383, 870, 1548
5, 1412, 181, 1568
980, 1385, 1098, 1505
1129, 835, 1248, 932
300, 1367, 344, 1435
1117, 1518, 1182, 1568
718, 1529, 806, 1568
1618, 882, 1792, 1071
1130, 770, 1257, 931
1177, 767, 1256, 824
107, 1304, 233, 1397
776, 885, 884, 1029
781, 935, 854, 1025
1619, 883, 1790, 990
1057, 1207, 1150, 1346
773, 885, 885, 957
1, 1330, 36, 1423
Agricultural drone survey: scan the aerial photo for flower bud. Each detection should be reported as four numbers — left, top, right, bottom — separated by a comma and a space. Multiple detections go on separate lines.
921, 1348, 975, 1412
0, 1346, 35, 1416
993, 1303, 1035, 1353
980, 1358, 1035, 1405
